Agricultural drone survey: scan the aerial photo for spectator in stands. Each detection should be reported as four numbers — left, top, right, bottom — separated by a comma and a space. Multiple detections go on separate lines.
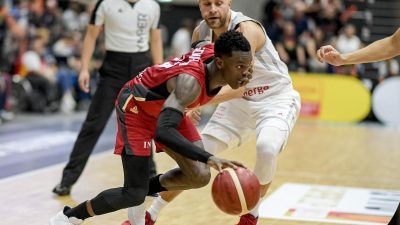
292, 1, 309, 37
280, 0, 296, 21
21, 35, 58, 112
276, 21, 306, 71
0, 72, 13, 123
303, 0, 321, 22
1, 0, 25, 119
62, 1, 87, 32
305, 28, 328, 73
0, 74, 7, 123
169, 18, 194, 58
316, 6, 342, 40
373, 59, 399, 82
336, 24, 361, 55
52, 32, 82, 113
334, 24, 362, 75
1, 0, 25, 74
261, 0, 283, 43
35, 0, 64, 45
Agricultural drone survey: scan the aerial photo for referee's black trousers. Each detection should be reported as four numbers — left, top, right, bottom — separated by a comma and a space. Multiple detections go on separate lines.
61, 77, 119, 186
59, 51, 155, 187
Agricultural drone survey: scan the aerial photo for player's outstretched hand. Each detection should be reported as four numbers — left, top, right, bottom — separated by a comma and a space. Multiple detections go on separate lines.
207, 156, 245, 173
317, 45, 345, 66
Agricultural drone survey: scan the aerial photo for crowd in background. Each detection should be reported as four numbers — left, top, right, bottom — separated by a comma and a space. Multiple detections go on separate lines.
260, 0, 399, 80
0, 0, 98, 122
0, 0, 399, 124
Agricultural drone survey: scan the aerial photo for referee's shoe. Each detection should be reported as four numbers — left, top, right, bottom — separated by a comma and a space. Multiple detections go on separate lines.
52, 183, 72, 196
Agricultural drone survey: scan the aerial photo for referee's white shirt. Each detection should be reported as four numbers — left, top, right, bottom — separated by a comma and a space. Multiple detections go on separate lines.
91, 0, 160, 53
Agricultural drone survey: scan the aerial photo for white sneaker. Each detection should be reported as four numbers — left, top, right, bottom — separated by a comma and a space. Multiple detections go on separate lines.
49, 206, 83, 225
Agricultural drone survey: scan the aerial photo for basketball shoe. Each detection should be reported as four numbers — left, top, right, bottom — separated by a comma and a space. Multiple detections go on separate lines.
53, 183, 72, 196
49, 206, 83, 225
237, 213, 258, 225
121, 211, 155, 225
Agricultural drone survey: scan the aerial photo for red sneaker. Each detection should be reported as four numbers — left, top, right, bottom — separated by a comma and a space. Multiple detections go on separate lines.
145, 211, 155, 225
237, 213, 258, 225
120, 211, 155, 225
121, 220, 131, 225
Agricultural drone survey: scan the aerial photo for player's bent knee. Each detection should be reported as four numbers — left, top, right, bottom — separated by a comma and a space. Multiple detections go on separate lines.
256, 128, 286, 159
122, 187, 147, 207
188, 167, 211, 188
254, 131, 286, 184
256, 140, 280, 161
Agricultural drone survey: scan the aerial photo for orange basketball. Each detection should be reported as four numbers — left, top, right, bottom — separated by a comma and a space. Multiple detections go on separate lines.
211, 167, 261, 215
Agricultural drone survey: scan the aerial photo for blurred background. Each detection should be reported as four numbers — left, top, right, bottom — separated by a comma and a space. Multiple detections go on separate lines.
0, 1, 400, 225
0, 0, 399, 124
0, 0, 399, 176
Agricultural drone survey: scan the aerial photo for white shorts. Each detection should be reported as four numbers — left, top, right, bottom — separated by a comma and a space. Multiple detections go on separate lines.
201, 89, 301, 149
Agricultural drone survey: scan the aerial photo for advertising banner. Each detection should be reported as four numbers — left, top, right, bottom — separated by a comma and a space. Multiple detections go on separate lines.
259, 183, 398, 225
292, 74, 371, 122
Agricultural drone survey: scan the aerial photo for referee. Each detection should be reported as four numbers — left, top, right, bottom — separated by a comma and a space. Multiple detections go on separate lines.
53, 0, 163, 196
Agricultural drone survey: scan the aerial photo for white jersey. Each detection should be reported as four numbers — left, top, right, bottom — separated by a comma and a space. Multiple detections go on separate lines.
197, 10, 293, 98
91, 0, 160, 53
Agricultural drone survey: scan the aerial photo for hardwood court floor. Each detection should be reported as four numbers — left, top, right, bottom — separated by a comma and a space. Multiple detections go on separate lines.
1, 121, 399, 225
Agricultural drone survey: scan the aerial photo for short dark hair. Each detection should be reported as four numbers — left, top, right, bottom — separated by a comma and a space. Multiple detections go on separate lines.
214, 30, 251, 57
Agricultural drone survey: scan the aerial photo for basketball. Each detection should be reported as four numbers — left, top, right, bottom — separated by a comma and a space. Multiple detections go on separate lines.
211, 167, 261, 215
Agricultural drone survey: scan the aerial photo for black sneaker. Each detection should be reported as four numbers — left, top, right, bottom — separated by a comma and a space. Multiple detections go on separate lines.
52, 183, 72, 196
149, 192, 159, 197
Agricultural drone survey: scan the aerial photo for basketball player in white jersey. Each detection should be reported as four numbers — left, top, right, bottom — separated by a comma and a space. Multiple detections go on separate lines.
53, 0, 163, 196
124, 0, 301, 225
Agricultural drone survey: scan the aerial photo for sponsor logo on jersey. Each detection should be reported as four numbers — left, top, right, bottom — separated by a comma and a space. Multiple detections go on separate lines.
130, 106, 138, 114
143, 141, 152, 149
243, 86, 269, 97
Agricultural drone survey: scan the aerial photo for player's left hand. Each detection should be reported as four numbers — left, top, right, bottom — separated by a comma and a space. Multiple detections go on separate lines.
207, 156, 245, 173
317, 45, 344, 66
187, 108, 201, 125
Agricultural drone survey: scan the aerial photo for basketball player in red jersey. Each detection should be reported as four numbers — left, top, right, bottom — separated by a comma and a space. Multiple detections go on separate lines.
49, 30, 252, 225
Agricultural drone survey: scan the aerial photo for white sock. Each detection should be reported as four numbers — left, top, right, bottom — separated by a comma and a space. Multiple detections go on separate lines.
128, 203, 146, 225
249, 200, 261, 218
148, 196, 169, 221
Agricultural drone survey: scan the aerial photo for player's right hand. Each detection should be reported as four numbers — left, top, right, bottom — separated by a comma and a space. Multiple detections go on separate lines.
317, 45, 344, 66
207, 156, 245, 173
79, 70, 90, 93
187, 108, 201, 125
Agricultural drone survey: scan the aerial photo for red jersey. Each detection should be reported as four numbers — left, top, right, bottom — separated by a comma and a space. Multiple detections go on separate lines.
114, 43, 217, 156
123, 43, 215, 117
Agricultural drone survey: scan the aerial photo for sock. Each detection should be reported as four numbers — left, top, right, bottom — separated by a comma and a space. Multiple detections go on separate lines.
148, 174, 167, 196
128, 203, 146, 225
148, 196, 169, 221
64, 202, 91, 220
248, 200, 261, 218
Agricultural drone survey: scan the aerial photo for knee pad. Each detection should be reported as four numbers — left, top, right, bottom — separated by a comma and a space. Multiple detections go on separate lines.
91, 187, 147, 215
254, 127, 287, 184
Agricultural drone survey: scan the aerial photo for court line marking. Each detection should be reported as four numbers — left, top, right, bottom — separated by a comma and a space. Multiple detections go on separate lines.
0, 149, 114, 184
